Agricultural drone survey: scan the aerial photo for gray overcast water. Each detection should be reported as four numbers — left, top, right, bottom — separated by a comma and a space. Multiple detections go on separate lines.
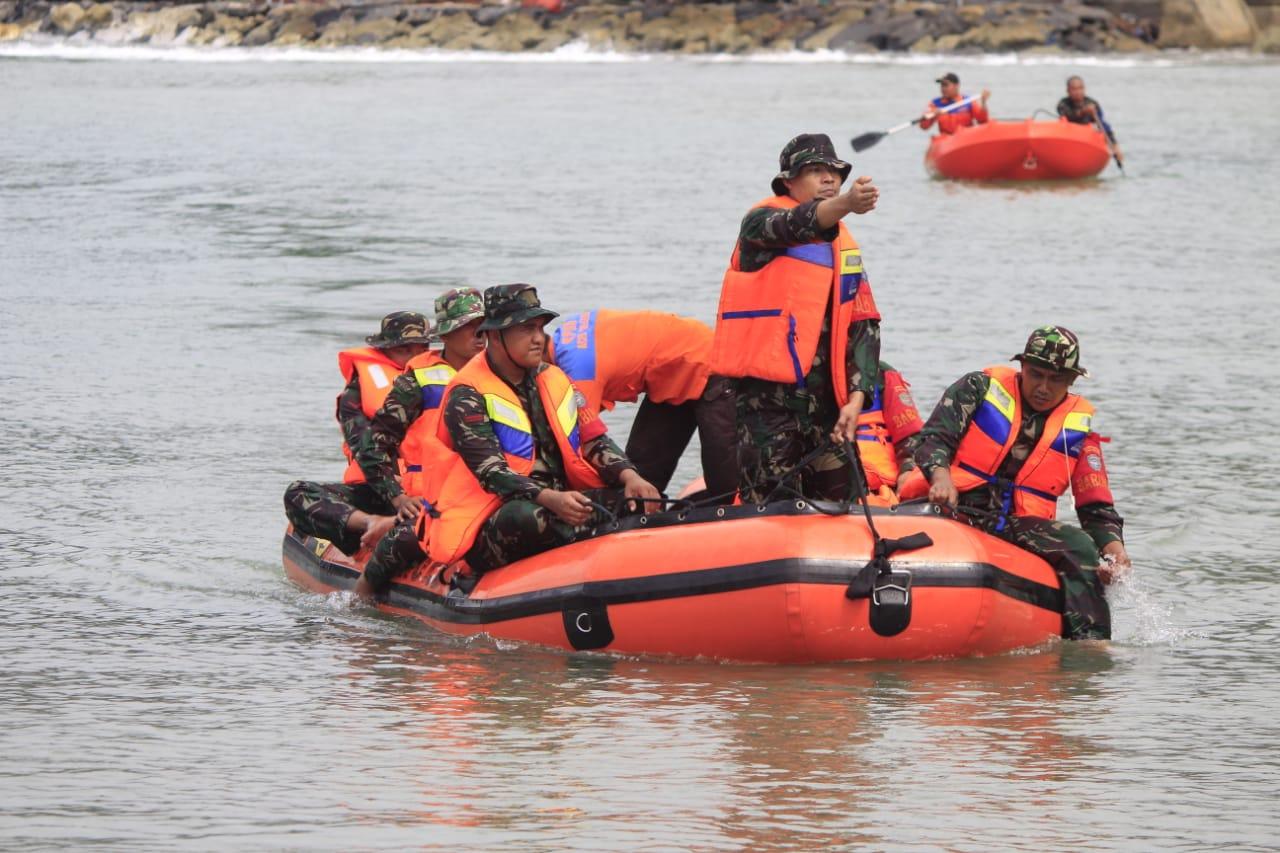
2, 51, 1279, 850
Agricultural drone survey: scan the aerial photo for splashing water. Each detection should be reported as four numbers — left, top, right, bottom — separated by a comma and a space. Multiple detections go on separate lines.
1108, 569, 1201, 647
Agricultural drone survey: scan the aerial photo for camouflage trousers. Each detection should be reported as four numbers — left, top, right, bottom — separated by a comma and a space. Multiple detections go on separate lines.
989, 516, 1111, 640
362, 489, 621, 593
283, 480, 394, 556
735, 378, 853, 504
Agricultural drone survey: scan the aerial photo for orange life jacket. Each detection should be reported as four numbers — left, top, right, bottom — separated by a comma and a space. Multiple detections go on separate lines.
418, 358, 606, 565
708, 195, 880, 406
548, 310, 712, 412
398, 351, 457, 498
949, 366, 1100, 523
336, 347, 405, 485
856, 368, 923, 491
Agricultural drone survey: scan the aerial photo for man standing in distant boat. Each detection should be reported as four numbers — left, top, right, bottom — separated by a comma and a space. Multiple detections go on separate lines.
545, 309, 738, 503
920, 72, 990, 135
358, 288, 488, 546
283, 311, 432, 555
907, 326, 1132, 640
1057, 75, 1124, 166
709, 132, 882, 503
354, 284, 661, 599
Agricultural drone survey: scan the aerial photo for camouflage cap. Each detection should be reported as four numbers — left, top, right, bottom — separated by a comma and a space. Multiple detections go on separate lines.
1013, 325, 1090, 378
478, 284, 559, 332
772, 133, 853, 196
433, 287, 485, 338
366, 311, 431, 349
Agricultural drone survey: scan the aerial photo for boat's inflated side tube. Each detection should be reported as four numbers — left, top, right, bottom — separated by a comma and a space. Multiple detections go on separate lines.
562, 597, 614, 651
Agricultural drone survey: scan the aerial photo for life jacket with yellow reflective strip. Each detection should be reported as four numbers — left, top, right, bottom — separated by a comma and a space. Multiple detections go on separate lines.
417, 356, 606, 565
951, 366, 1096, 524
708, 195, 880, 405
398, 351, 457, 498
336, 347, 406, 485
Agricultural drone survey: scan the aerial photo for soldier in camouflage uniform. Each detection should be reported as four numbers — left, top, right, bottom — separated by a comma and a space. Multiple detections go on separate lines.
357, 285, 661, 598
914, 326, 1132, 640
357, 289, 486, 539
725, 133, 883, 503
283, 312, 431, 555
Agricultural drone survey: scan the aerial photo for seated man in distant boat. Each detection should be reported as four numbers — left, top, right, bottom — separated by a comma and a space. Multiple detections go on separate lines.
283, 312, 432, 556
903, 325, 1132, 640
920, 72, 990, 135
545, 309, 738, 503
709, 132, 882, 504
1057, 75, 1124, 166
854, 358, 926, 500
358, 288, 488, 546
355, 284, 661, 599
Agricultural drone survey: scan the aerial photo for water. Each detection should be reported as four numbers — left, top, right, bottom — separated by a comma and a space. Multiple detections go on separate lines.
2, 49, 1279, 849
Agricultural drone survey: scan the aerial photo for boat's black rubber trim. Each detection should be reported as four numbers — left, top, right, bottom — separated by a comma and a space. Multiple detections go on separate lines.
283, 533, 1063, 625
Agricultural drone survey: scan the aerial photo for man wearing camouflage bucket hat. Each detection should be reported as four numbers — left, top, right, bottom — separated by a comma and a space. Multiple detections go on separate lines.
708, 132, 885, 503
355, 284, 661, 599
905, 325, 1132, 640
350, 288, 490, 549
283, 311, 432, 556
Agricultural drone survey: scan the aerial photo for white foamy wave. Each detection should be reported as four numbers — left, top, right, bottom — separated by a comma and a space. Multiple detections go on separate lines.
0, 37, 647, 63
1109, 570, 1203, 647
0, 37, 1270, 67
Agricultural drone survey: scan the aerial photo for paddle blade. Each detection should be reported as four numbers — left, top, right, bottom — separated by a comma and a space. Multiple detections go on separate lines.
849, 131, 886, 153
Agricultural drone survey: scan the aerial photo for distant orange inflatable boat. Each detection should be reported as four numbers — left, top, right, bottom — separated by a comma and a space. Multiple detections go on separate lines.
283, 499, 1065, 663
926, 119, 1111, 181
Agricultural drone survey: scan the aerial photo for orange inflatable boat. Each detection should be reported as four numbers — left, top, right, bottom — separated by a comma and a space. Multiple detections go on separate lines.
283, 499, 1065, 663
925, 119, 1111, 181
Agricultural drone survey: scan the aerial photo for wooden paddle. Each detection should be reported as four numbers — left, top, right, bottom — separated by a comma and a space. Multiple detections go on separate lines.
850, 97, 977, 153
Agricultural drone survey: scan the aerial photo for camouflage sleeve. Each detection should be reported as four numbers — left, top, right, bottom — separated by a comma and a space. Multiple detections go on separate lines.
336, 374, 371, 457
845, 319, 881, 398
360, 372, 426, 502
738, 200, 838, 249
895, 432, 922, 475
582, 434, 636, 487
444, 386, 543, 502
914, 371, 991, 482
1078, 502, 1124, 551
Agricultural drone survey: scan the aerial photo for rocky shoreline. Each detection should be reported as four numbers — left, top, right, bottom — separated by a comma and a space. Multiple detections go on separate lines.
1, 0, 1275, 54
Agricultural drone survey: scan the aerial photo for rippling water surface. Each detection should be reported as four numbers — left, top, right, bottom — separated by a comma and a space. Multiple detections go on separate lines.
2, 51, 1279, 849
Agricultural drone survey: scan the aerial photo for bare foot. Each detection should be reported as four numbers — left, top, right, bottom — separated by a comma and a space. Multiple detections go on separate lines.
353, 573, 376, 602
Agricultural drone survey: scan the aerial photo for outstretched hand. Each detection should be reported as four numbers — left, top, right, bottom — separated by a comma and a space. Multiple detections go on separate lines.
844, 176, 879, 215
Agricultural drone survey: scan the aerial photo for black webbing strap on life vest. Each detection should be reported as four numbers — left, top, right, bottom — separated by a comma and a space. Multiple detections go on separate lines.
841, 440, 933, 637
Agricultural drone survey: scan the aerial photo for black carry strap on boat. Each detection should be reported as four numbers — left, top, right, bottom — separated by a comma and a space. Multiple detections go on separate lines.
841, 440, 933, 637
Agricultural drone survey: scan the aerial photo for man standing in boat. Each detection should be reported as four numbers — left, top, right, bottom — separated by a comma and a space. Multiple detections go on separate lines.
709, 133, 882, 503
908, 326, 1132, 640
920, 72, 990, 135
1057, 75, 1124, 166
545, 309, 738, 503
283, 311, 431, 556
355, 284, 661, 599
357, 288, 488, 546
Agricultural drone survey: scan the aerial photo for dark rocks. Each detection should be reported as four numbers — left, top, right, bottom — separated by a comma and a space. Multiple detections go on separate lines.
0, 0, 1203, 53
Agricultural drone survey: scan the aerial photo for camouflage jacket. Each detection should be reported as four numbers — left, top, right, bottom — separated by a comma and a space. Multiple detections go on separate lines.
355, 369, 432, 503
736, 200, 882, 401
444, 361, 633, 502
914, 370, 1124, 548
